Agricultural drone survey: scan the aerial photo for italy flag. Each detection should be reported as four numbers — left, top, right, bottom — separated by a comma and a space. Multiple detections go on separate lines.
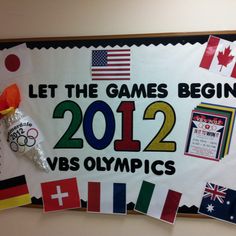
134, 181, 182, 224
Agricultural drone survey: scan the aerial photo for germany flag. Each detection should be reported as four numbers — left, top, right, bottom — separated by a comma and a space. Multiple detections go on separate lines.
0, 175, 31, 210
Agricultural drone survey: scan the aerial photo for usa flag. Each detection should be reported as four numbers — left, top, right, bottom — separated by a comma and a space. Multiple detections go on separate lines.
199, 183, 236, 224
91, 49, 130, 80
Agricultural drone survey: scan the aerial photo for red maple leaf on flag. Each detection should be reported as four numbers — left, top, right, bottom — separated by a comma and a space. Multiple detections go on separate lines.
217, 46, 234, 71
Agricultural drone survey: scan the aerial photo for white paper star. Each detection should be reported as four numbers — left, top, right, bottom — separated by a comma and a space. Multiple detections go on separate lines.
206, 204, 214, 212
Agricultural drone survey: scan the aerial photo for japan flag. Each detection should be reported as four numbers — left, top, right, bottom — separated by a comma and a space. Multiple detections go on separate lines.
200, 36, 236, 79
0, 43, 32, 89
41, 178, 81, 212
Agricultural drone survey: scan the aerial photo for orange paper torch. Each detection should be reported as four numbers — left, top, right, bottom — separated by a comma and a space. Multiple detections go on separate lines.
0, 84, 49, 172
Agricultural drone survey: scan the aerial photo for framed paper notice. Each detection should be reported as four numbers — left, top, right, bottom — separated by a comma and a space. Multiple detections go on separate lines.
185, 110, 227, 161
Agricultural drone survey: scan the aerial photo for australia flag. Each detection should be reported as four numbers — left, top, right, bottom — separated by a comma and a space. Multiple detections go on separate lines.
199, 182, 236, 224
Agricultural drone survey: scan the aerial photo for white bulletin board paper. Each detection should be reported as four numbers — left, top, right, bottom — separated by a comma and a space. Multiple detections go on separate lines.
1, 34, 236, 213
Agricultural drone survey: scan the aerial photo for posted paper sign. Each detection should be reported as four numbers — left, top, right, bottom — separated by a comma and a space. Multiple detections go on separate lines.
185, 111, 227, 161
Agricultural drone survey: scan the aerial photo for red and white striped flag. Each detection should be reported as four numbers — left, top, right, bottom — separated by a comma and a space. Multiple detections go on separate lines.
200, 36, 236, 78
91, 49, 130, 80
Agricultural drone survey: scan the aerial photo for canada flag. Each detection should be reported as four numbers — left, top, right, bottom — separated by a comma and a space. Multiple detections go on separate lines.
200, 36, 236, 79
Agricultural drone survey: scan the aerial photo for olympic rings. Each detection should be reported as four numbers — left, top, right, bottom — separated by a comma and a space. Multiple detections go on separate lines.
27, 128, 39, 139
10, 141, 18, 152
25, 135, 36, 147
9, 127, 39, 153
10, 141, 25, 153
197, 122, 217, 131
17, 135, 28, 146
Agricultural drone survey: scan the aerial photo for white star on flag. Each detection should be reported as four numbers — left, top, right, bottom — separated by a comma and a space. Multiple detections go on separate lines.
206, 204, 214, 213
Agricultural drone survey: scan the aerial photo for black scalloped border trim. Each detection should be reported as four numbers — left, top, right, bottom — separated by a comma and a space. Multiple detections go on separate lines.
31, 197, 198, 214
1, 33, 236, 50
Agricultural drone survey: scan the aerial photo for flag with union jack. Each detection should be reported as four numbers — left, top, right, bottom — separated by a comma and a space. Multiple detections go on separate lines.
199, 182, 236, 224
91, 49, 130, 80
203, 183, 227, 203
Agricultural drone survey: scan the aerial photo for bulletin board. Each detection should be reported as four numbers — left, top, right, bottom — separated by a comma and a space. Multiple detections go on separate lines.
1, 31, 236, 218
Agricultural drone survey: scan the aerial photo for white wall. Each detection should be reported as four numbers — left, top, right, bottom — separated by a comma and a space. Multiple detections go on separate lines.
1, 0, 236, 235
1, 0, 236, 38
